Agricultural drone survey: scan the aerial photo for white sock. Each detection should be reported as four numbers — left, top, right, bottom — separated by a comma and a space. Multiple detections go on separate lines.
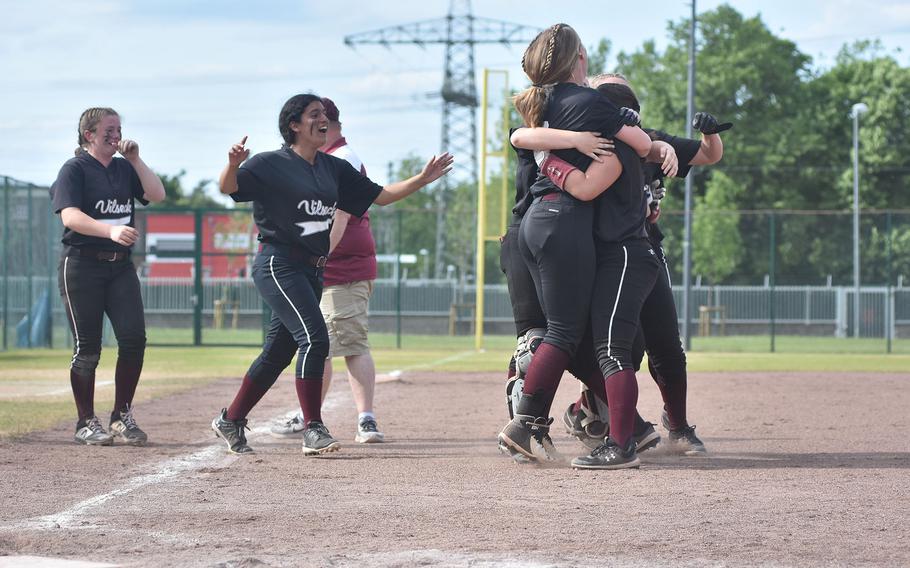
358, 412, 375, 424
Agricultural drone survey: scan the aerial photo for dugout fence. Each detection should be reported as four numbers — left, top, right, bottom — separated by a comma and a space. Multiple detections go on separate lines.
2, 177, 908, 353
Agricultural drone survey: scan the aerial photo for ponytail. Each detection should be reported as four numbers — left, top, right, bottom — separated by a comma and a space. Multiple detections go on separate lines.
513, 24, 582, 127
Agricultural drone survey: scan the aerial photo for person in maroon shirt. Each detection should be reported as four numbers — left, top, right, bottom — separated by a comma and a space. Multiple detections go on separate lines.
270, 97, 385, 443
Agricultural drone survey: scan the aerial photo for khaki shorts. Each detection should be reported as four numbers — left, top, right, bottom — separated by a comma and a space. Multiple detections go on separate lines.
320, 280, 373, 358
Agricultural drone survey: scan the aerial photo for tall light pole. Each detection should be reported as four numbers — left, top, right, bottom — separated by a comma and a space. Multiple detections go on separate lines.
681, 0, 697, 350
851, 102, 868, 338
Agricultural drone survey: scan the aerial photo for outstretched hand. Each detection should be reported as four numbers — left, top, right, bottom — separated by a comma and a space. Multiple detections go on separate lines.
418, 152, 454, 185
229, 136, 250, 167
692, 112, 733, 135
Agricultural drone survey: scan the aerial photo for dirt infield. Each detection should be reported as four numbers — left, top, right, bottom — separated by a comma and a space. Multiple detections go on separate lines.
1, 369, 908, 567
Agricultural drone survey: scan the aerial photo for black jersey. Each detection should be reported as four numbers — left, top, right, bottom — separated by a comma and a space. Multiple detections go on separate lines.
232, 146, 382, 257
642, 130, 702, 244
529, 83, 626, 198
50, 152, 148, 252
592, 140, 648, 243
509, 128, 538, 224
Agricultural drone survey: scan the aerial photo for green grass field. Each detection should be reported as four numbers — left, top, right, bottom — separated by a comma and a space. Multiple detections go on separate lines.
134, 328, 910, 355
2, 333, 908, 437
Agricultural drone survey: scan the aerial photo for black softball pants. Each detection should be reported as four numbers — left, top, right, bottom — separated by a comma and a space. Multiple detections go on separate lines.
246, 243, 329, 386
631, 246, 687, 381
591, 238, 660, 377
518, 193, 595, 357
500, 222, 547, 337
58, 253, 146, 375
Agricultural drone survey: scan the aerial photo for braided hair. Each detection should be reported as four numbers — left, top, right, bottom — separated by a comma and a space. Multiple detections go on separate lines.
75, 107, 118, 156
514, 24, 583, 127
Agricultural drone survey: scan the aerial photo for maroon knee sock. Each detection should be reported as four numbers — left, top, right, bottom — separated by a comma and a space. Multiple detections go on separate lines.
295, 378, 324, 424
649, 361, 688, 430
604, 369, 638, 447
70, 369, 96, 422
226, 375, 271, 421
518, 343, 570, 417
113, 358, 143, 414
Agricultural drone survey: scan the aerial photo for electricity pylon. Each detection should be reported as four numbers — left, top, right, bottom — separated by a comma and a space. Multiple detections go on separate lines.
344, 0, 538, 277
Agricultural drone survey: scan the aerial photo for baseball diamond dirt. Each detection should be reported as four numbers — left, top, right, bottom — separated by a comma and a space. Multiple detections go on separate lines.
0, 369, 908, 567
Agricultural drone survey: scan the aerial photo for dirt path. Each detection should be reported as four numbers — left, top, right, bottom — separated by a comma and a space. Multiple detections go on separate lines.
1, 370, 908, 567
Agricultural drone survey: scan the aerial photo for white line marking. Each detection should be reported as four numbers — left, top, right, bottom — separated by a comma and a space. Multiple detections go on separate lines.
9, 380, 115, 399
2, 349, 467, 533
2, 394, 345, 532
0, 557, 117, 568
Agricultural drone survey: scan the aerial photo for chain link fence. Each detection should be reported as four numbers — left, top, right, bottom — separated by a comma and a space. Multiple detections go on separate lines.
2, 177, 907, 353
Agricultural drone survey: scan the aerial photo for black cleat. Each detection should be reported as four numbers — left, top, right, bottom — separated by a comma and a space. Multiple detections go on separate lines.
667, 425, 707, 455
572, 438, 641, 470
302, 421, 341, 456
498, 414, 559, 462
633, 421, 661, 453
212, 408, 253, 454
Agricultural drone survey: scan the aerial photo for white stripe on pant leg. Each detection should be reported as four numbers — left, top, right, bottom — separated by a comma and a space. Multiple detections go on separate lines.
605, 245, 629, 371
63, 256, 81, 367
662, 250, 672, 289
268, 255, 313, 375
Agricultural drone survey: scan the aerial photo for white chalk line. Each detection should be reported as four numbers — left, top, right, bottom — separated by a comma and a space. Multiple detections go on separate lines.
1, 393, 346, 534
6, 381, 115, 399
2, 351, 465, 534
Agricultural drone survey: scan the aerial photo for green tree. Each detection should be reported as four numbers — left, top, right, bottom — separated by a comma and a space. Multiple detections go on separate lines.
586, 39, 612, 77
157, 170, 224, 208
692, 171, 742, 282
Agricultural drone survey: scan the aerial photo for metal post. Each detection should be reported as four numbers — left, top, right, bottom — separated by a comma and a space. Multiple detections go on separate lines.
396, 208, 402, 349
2, 177, 9, 350
26, 184, 33, 347
851, 103, 867, 338
853, 112, 860, 338
475, 69, 490, 351
886, 211, 893, 354
769, 212, 776, 353
681, 0, 697, 350
47, 207, 55, 348
193, 209, 203, 346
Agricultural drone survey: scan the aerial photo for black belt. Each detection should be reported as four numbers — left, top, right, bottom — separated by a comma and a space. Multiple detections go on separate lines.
70, 248, 130, 262
258, 243, 327, 268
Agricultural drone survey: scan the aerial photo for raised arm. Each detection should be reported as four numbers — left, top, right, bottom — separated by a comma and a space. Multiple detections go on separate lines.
373, 153, 454, 206
689, 112, 730, 166
219, 136, 250, 195
118, 140, 166, 203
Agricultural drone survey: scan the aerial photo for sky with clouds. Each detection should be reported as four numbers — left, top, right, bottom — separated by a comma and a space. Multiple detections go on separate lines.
2, 0, 907, 201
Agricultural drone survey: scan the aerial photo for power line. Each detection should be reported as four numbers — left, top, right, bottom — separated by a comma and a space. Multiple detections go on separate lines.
344, 0, 539, 277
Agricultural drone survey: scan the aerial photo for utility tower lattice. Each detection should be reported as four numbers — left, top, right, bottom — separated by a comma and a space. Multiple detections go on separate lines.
344, 0, 538, 278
